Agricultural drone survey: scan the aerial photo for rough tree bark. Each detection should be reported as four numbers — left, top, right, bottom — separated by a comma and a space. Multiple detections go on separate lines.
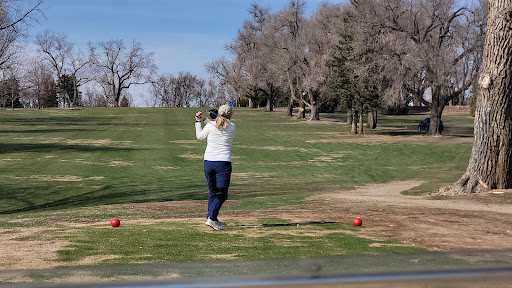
428, 88, 446, 136
287, 97, 294, 117
367, 110, 377, 129
308, 89, 320, 120
440, 0, 512, 195
351, 110, 358, 134
297, 92, 306, 119
358, 110, 364, 135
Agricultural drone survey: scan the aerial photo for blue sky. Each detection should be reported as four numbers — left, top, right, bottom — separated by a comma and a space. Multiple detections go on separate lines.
33, 0, 346, 79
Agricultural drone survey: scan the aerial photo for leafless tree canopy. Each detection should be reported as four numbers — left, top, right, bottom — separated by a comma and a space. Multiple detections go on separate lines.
207, 0, 485, 128
0, 0, 486, 113
347, 0, 486, 134
0, 0, 42, 108
147, 72, 228, 108
92, 39, 156, 107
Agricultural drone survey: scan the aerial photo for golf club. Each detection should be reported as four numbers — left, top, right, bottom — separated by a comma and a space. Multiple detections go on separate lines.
202, 109, 218, 119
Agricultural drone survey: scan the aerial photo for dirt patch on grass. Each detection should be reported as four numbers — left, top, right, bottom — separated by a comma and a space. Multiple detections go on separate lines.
221, 180, 512, 253
207, 253, 238, 260
39, 270, 180, 285
0, 228, 68, 270
179, 153, 203, 159
306, 181, 512, 251
232, 172, 276, 184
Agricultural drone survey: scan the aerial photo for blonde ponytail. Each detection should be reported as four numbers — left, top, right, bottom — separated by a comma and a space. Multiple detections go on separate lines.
215, 104, 232, 130
215, 113, 229, 130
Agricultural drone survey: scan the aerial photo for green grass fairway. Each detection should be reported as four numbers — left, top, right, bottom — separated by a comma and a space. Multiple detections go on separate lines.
0, 107, 479, 281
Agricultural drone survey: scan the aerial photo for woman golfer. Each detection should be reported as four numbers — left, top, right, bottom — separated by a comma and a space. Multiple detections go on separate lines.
195, 104, 235, 230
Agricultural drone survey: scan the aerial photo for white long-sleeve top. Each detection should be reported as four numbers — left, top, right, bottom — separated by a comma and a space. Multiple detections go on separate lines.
195, 119, 236, 162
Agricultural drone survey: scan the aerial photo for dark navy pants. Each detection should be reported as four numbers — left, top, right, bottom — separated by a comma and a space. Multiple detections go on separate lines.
204, 160, 232, 221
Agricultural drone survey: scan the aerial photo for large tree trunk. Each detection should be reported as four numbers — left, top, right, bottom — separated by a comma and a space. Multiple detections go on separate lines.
308, 89, 320, 121
265, 96, 273, 112
297, 98, 306, 119
358, 110, 364, 135
351, 110, 358, 135
287, 97, 294, 117
427, 87, 445, 136
440, 0, 512, 195
286, 71, 295, 117
367, 110, 377, 129
347, 108, 353, 125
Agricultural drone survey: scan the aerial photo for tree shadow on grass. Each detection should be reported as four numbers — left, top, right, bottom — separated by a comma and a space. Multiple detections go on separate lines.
372, 130, 422, 136
0, 183, 207, 215
239, 221, 338, 228
0, 143, 141, 154
0, 128, 105, 134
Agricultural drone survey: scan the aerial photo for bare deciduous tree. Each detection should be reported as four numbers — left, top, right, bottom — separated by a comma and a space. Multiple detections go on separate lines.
0, 0, 43, 33
301, 3, 344, 120
36, 31, 96, 107
82, 86, 107, 107
206, 57, 253, 107
23, 59, 56, 108
69, 46, 95, 107
351, 0, 485, 135
441, 0, 512, 195
274, 0, 307, 117
148, 73, 174, 107
93, 39, 156, 107
0, 62, 23, 109
223, 4, 280, 111
148, 72, 222, 108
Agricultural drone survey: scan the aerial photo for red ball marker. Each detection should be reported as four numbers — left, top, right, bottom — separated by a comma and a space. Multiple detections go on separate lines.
111, 218, 120, 227
353, 217, 362, 226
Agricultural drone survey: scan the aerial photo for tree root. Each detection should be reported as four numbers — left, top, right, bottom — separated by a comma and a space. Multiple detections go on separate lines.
436, 172, 487, 196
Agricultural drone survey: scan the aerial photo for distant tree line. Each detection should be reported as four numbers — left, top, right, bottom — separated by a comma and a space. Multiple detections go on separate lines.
208, 0, 486, 136
0, 0, 486, 136
0, 0, 228, 109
